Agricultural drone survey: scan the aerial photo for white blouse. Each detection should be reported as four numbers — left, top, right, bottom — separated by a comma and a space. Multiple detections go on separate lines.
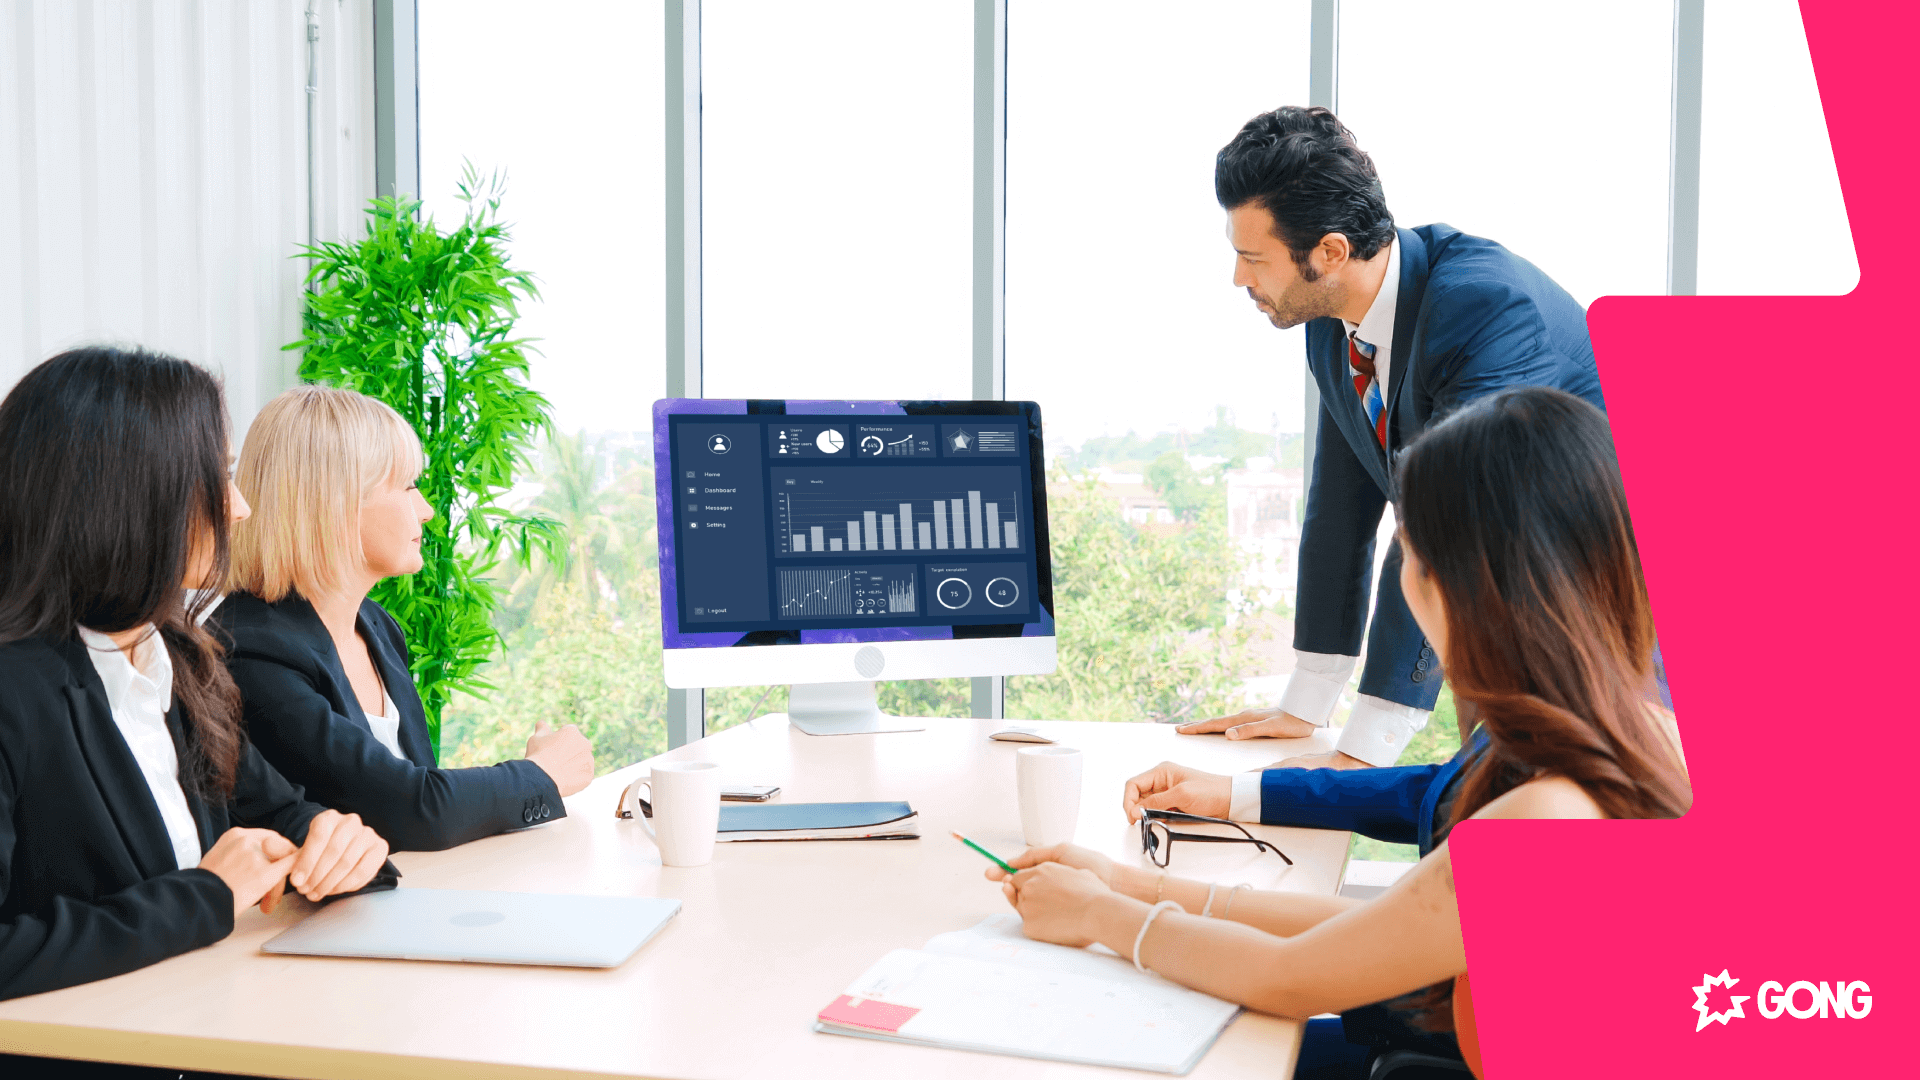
365, 686, 408, 761
76, 625, 203, 872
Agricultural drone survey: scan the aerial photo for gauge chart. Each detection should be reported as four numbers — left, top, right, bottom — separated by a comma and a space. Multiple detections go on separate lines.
923, 562, 1029, 616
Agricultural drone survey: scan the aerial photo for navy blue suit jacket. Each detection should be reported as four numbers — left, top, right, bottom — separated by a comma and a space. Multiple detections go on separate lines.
214, 593, 562, 852
1261, 737, 1481, 858
1259, 647, 1672, 855
1299, 224, 1605, 712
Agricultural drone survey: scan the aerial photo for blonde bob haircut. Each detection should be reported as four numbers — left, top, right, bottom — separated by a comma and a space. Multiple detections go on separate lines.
229, 385, 425, 602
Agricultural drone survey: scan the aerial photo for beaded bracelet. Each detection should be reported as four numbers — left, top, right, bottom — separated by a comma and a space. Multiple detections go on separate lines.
1133, 900, 1184, 975
1201, 881, 1220, 918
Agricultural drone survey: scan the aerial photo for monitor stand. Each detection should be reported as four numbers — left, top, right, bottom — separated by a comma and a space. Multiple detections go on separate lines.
786, 681, 926, 736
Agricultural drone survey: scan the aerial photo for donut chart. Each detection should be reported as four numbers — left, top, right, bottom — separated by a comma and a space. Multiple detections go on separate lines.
985, 577, 1020, 607
935, 577, 974, 609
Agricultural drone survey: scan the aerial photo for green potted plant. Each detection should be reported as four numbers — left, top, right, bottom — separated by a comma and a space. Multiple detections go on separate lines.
288, 168, 555, 751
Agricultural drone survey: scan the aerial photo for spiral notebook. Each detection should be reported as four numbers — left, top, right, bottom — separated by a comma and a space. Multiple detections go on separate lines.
815, 915, 1240, 1074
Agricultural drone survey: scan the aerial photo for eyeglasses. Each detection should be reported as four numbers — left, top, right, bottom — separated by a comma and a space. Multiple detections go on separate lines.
1139, 809, 1292, 868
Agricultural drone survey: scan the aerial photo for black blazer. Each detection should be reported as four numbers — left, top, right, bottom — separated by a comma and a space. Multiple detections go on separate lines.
212, 592, 561, 852
0, 636, 337, 1001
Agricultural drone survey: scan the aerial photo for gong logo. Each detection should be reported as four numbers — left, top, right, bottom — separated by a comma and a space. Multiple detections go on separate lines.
1692, 969, 1873, 1031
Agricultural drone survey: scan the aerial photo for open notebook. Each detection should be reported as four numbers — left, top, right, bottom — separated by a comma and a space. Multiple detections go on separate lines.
815, 914, 1240, 1074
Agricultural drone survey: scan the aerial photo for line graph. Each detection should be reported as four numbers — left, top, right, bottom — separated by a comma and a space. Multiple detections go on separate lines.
778, 565, 918, 619
780, 569, 851, 617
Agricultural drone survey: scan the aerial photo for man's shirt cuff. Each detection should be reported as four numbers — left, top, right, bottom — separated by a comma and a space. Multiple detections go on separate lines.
1229, 771, 1263, 822
1335, 694, 1431, 767
1278, 651, 1358, 726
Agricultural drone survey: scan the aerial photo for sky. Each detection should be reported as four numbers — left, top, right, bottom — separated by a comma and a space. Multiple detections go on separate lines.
418, 0, 1852, 450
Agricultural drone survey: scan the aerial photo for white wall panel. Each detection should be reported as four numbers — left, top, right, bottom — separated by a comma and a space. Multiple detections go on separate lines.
0, 0, 376, 433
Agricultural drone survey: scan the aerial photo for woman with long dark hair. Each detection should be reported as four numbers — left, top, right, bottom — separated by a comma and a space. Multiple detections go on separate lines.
0, 347, 392, 1004
986, 387, 1689, 1079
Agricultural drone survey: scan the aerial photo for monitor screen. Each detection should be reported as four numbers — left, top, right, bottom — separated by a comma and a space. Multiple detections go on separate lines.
653, 400, 1055, 655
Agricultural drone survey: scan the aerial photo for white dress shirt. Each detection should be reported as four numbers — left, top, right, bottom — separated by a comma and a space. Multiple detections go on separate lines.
77, 625, 204, 871
1274, 234, 1434, 775
365, 686, 408, 761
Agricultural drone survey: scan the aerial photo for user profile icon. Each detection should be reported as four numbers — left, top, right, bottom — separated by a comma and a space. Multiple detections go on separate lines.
708, 434, 732, 454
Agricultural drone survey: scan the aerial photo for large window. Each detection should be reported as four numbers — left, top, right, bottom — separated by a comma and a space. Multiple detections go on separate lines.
696, 1, 980, 723
1338, 1, 1676, 306
1331, 1, 1679, 859
1697, 0, 1856, 294
1003, 0, 1313, 726
410, 2, 1852, 786
701, 0, 975, 403
419, 0, 670, 770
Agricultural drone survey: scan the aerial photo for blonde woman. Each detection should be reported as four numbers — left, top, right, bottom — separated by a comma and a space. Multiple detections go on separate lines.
214, 386, 594, 852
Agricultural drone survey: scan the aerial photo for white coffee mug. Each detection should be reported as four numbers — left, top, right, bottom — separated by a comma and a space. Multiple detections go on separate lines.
1015, 745, 1083, 847
624, 761, 721, 867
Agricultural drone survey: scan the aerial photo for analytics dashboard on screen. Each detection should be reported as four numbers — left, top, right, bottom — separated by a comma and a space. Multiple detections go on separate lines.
659, 402, 1051, 641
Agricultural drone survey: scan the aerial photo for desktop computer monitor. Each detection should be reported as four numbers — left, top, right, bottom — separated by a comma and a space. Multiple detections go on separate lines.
653, 399, 1057, 735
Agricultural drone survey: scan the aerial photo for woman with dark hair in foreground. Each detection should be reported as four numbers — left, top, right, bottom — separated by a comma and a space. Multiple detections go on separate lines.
988, 387, 1689, 1079
0, 347, 392, 1008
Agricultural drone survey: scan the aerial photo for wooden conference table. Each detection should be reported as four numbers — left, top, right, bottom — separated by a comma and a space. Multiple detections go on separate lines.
0, 717, 1352, 1079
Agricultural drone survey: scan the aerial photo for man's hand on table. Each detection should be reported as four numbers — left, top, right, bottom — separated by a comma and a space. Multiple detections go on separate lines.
1122, 761, 1232, 823
1175, 707, 1318, 741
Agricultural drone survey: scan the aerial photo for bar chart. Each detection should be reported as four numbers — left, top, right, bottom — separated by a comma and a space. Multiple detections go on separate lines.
773, 466, 1026, 558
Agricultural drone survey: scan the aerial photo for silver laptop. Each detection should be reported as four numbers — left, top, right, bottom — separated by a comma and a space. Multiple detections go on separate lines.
262, 888, 681, 968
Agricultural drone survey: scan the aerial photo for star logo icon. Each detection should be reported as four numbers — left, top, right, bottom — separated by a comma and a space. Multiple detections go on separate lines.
1692, 969, 1751, 1031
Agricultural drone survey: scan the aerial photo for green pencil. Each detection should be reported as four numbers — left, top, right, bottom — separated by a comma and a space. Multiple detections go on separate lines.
951, 831, 1019, 876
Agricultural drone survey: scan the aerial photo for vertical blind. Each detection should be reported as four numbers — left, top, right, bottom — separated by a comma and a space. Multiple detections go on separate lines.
0, 0, 378, 432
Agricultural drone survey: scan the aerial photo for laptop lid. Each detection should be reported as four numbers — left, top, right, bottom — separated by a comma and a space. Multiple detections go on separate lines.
262, 888, 681, 969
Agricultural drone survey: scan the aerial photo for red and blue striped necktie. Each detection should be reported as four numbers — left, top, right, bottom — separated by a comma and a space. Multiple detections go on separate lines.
1350, 333, 1386, 447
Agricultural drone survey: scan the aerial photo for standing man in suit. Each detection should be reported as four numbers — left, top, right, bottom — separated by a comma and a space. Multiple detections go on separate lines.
1175, 105, 1605, 771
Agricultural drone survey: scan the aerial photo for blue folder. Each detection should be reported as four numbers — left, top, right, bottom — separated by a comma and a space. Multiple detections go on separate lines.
716, 801, 918, 840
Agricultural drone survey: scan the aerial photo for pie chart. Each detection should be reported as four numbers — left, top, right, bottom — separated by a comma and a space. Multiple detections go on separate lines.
816, 429, 845, 454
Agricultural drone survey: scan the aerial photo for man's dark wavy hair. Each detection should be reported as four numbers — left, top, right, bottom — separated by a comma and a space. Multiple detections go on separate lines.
1215, 106, 1395, 269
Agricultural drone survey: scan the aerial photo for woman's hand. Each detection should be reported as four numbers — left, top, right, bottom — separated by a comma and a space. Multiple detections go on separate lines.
287, 810, 390, 903
1122, 761, 1232, 822
984, 843, 1118, 889
199, 827, 299, 919
526, 720, 595, 797
1001, 862, 1116, 948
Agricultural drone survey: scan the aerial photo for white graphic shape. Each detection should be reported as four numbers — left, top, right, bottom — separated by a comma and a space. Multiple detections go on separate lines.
936, 577, 972, 609
708, 434, 731, 454
1692, 969, 1751, 1032
985, 577, 1019, 607
951, 430, 972, 450
816, 429, 845, 454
